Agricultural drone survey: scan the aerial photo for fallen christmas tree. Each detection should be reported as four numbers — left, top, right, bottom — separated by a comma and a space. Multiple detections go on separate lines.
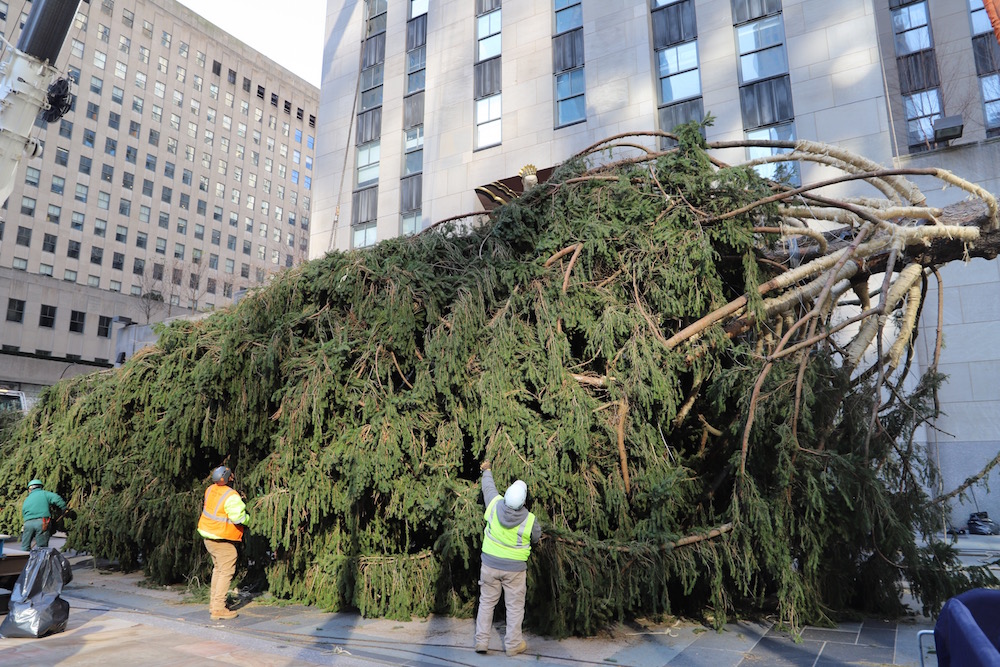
2, 123, 999, 636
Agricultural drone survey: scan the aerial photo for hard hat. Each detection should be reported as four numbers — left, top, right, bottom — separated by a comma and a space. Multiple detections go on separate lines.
211, 466, 233, 485
504, 480, 527, 510
27, 479, 43, 489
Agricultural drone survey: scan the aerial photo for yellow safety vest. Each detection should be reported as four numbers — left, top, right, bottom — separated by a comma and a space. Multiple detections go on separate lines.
482, 496, 535, 562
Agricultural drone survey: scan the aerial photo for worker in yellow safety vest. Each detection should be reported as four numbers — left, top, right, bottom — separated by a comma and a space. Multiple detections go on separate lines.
474, 460, 541, 657
197, 465, 249, 621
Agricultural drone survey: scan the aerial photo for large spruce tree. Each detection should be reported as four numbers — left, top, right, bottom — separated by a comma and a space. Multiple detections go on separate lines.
3, 124, 999, 635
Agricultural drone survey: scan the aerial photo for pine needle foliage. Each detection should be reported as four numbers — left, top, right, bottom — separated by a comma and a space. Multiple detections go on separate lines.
0, 126, 991, 636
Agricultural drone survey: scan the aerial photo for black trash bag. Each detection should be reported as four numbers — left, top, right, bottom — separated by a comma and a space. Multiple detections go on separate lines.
0, 548, 72, 638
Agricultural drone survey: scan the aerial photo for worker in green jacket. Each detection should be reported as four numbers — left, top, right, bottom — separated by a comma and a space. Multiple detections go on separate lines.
21, 479, 67, 551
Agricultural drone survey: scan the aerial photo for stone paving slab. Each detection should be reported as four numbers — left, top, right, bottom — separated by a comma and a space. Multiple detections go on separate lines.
800, 627, 861, 643
815, 639, 894, 666
0, 555, 941, 667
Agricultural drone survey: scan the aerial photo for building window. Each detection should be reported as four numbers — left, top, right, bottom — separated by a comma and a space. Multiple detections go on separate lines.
404, 126, 423, 175
401, 210, 421, 236
555, 0, 581, 34
98, 315, 113, 337
745, 122, 799, 183
475, 93, 502, 148
555, 68, 586, 126
354, 222, 376, 248
68, 241, 81, 261
70, 310, 86, 333
91, 246, 104, 265
736, 15, 788, 84
892, 1, 931, 56
16, 225, 31, 246
42, 233, 57, 253
410, 0, 427, 19
903, 89, 942, 148
20, 196, 35, 216
658, 41, 700, 105
407, 45, 426, 94
360, 63, 384, 112
365, 0, 387, 33
6, 298, 26, 323
477, 8, 502, 61
25, 167, 40, 186
39, 305, 57, 328
981, 74, 1000, 135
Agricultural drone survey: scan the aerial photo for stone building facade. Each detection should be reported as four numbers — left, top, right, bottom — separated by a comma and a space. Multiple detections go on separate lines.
0, 0, 319, 398
314, 0, 1000, 526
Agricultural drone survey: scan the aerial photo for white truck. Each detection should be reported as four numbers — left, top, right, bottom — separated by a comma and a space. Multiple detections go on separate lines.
0, 388, 27, 414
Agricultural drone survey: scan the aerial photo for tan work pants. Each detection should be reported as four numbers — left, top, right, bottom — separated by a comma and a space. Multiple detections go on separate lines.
474, 563, 527, 651
203, 538, 238, 614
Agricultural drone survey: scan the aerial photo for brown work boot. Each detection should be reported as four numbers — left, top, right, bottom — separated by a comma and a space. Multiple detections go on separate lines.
210, 609, 239, 621
506, 640, 527, 657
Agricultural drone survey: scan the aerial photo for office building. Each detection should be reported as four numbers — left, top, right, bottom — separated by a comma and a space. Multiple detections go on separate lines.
314, 0, 1000, 523
0, 0, 319, 398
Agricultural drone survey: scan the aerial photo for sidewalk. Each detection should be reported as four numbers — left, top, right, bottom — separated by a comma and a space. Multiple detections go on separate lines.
0, 553, 941, 667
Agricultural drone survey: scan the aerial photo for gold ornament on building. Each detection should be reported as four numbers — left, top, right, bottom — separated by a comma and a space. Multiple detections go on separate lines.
519, 164, 538, 191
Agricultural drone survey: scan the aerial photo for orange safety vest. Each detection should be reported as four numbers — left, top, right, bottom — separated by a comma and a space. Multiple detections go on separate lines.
197, 484, 245, 542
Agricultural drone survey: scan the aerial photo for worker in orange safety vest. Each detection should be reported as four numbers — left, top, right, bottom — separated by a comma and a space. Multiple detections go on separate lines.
197, 465, 249, 621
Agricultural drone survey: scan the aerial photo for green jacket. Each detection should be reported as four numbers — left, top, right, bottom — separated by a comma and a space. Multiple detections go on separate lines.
22, 488, 67, 521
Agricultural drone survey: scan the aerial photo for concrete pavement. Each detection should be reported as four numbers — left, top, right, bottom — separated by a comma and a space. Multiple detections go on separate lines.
7, 532, 1000, 665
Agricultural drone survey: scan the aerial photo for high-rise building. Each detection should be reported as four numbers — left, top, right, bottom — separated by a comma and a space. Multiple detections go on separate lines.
314, 0, 1000, 524
0, 0, 319, 398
